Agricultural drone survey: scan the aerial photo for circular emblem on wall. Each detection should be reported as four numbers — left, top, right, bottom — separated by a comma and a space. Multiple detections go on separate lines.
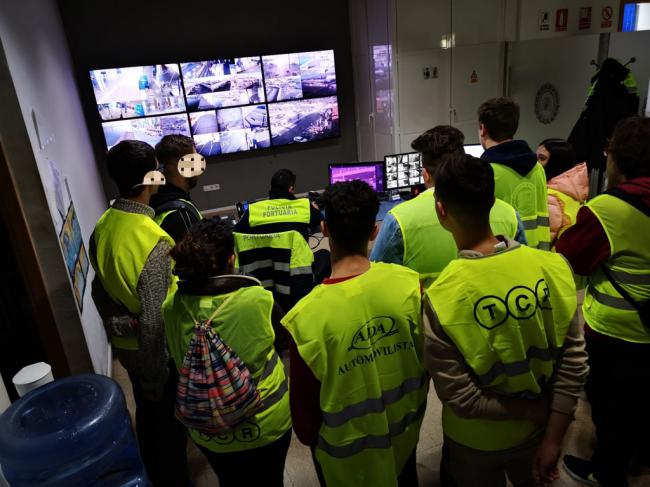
534, 83, 560, 125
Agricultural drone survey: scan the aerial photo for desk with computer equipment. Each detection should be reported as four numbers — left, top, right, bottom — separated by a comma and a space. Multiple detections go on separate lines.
217, 144, 485, 239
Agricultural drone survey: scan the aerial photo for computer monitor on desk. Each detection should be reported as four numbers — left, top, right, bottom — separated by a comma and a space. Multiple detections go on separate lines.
384, 152, 423, 190
464, 144, 484, 158
328, 162, 385, 192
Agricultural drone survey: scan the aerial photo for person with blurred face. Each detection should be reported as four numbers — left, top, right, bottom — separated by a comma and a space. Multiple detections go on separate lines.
151, 134, 205, 243
89, 140, 189, 486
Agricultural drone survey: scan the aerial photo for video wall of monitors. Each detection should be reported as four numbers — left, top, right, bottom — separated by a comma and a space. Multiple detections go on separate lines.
89, 50, 340, 155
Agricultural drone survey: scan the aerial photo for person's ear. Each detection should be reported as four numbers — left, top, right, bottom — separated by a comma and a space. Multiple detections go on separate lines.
435, 200, 447, 221
321, 220, 329, 237
422, 168, 431, 186
227, 253, 236, 267
478, 123, 486, 139
369, 224, 379, 242
289, 185, 295, 193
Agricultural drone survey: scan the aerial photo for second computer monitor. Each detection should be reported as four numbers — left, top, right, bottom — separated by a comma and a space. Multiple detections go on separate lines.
464, 144, 484, 158
384, 152, 423, 190
328, 162, 385, 192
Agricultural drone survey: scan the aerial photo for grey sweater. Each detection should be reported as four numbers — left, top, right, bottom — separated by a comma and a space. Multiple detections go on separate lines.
91, 198, 172, 391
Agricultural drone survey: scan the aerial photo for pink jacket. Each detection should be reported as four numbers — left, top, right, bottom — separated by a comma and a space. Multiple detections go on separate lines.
547, 162, 589, 243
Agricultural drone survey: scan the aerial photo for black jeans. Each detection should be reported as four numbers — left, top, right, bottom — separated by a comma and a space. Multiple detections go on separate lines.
313, 447, 418, 486
198, 429, 291, 487
128, 360, 189, 487
586, 334, 650, 487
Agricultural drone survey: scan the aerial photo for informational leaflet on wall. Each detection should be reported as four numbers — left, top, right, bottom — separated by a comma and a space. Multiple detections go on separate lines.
58, 203, 89, 313
40, 155, 89, 314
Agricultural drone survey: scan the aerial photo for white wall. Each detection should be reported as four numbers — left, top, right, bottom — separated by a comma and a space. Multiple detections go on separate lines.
609, 29, 650, 116
508, 35, 600, 147
0, 0, 109, 374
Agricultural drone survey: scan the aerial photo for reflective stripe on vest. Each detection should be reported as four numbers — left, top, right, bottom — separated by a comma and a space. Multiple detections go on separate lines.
389, 188, 520, 281
282, 263, 427, 486
233, 231, 314, 295
583, 194, 650, 343
425, 245, 576, 451
92, 208, 175, 351
162, 287, 291, 453
491, 163, 550, 250
248, 198, 311, 227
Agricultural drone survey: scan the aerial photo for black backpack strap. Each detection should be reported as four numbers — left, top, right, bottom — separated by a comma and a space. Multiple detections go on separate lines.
154, 199, 201, 220
606, 187, 650, 218
600, 265, 642, 312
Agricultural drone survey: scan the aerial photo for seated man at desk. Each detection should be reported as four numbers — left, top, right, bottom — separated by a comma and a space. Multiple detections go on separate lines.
235, 168, 322, 240
235, 168, 330, 285
371, 125, 527, 285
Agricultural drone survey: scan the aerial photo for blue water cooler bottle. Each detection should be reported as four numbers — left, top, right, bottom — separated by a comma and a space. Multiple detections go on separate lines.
0, 374, 148, 486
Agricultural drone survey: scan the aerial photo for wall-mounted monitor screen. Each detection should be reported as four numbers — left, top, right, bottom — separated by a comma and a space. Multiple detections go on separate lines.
268, 96, 339, 146
329, 162, 385, 193
90, 65, 186, 121
181, 57, 265, 111
102, 114, 191, 150
263, 50, 337, 102
464, 144, 484, 158
384, 152, 423, 190
190, 105, 270, 156
90, 50, 339, 155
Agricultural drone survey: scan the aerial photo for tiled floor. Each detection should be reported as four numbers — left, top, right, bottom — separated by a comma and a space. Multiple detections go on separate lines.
113, 360, 650, 486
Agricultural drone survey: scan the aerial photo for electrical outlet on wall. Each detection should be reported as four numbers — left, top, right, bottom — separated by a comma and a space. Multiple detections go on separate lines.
203, 184, 220, 192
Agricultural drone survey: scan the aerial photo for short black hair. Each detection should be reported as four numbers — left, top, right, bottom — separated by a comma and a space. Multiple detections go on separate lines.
270, 169, 296, 191
539, 138, 576, 180
323, 180, 379, 255
435, 154, 495, 227
608, 117, 650, 179
477, 97, 520, 142
411, 125, 465, 177
170, 217, 234, 280
106, 140, 157, 197
155, 134, 195, 171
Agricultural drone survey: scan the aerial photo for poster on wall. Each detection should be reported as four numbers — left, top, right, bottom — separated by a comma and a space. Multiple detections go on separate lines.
555, 9, 569, 32
579, 7, 593, 30
59, 203, 89, 312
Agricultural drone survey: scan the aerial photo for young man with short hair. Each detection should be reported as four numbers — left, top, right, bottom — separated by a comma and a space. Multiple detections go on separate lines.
558, 117, 650, 487
371, 125, 526, 285
478, 97, 551, 249
89, 140, 189, 487
423, 154, 588, 486
282, 181, 427, 486
151, 134, 203, 242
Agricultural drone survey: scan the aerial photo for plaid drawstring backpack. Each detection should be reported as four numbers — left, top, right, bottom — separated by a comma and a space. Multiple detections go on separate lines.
176, 296, 262, 435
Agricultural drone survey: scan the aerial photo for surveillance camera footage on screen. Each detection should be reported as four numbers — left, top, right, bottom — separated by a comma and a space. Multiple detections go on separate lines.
89, 50, 339, 156
384, 153, 424, 190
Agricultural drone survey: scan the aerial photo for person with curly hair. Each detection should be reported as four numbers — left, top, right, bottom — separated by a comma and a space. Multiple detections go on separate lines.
162, 218, 292, 487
